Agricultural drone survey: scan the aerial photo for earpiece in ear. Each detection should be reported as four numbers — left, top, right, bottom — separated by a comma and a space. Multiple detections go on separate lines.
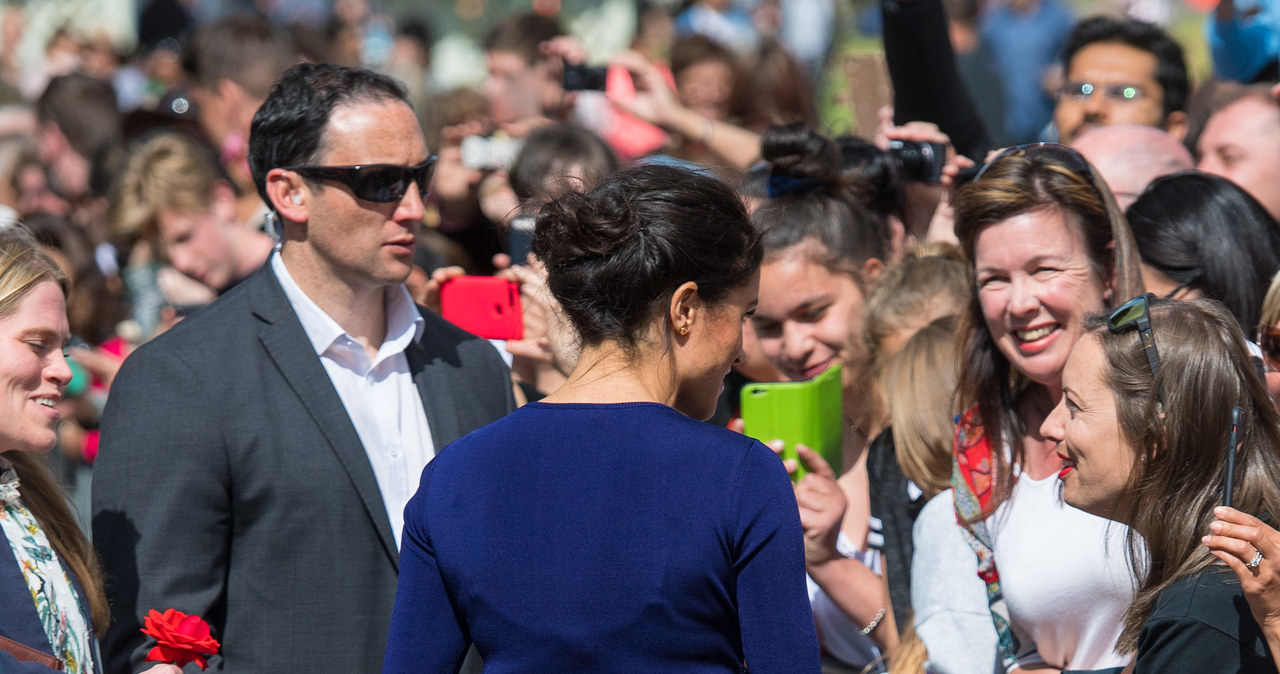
292, 194, 302, 205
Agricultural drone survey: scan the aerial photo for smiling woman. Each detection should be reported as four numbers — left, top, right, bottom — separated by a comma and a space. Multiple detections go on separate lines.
1044, 297, 1280, 671
0, 225, 170, 674
746, 123, 897, 669
921, 142, 1146, 672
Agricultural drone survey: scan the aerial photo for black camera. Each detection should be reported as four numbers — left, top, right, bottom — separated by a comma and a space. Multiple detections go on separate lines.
562, 64, 608, 92
888, 139, 947, 184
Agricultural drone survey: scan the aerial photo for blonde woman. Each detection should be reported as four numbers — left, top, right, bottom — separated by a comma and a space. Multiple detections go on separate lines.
0, 225, 176, 674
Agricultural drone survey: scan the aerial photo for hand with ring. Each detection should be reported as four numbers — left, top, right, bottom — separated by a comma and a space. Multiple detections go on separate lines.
1203, 505, 1280, 653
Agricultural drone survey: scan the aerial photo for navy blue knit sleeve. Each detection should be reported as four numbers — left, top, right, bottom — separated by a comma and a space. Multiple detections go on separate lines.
732, 440, 822, 672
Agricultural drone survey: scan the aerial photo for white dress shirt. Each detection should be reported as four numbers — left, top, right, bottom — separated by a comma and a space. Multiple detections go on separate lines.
271, 253, 433, 548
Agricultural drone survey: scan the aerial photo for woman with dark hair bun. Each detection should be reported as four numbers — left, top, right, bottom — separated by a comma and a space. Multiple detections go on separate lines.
384, 164, 821, 672
1126, 170, 1280, 335
748, 123, 896, 669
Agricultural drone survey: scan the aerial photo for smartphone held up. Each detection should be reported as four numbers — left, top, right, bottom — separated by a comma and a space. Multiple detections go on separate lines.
439, 276, 524, 341
739, 365, 844, 482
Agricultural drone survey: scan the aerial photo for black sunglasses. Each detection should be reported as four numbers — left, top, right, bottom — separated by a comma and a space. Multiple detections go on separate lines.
283, 156, 437, 203
972, 142, 1093, 184
1108, 293, 1162, 388
1162, 273, 1198, 300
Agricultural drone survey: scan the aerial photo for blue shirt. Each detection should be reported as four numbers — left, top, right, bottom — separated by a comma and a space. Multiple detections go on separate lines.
981, 0, 1074, 143
383, 401, 821, 673
1209, 0, 1280, 82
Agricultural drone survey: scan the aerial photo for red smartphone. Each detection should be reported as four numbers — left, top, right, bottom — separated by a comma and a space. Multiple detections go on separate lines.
439, 276, 523, 340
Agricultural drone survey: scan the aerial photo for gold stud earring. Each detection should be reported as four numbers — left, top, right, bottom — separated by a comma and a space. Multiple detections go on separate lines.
679, 326, 689, 336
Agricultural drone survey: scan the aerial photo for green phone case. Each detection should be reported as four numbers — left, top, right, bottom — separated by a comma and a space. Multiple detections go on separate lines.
739, 364, 844, 480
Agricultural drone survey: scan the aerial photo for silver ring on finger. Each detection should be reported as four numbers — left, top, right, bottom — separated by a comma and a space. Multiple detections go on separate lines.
1248, 550, 1264, 569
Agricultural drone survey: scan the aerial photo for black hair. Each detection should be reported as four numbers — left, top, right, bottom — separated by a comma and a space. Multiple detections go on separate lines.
35, 74, 121, 166
752, 123, 889, 278
1126, 170, 1280, 334
181, 14, 298, 99
532, 164, 761, 348
509, 123, 619, 205
836, 135, 907, 223
483, 13, 563, 66
396, 16, 435, 49
1062, 16, 1189, 121
248, 63, 409, 208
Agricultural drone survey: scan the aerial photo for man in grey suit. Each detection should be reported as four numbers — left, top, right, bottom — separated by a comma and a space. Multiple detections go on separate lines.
92, 63, 516, 672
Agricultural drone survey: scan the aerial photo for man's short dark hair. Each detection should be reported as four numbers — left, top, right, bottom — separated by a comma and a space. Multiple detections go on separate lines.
36, 73, 121, 162
483, 13, 563, 66
1062, 16, 1189, 121
183, 14, 298, 100
248, 63, 409, 206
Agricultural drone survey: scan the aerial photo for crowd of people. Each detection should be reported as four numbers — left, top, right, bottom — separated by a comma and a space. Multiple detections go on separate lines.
5, 0, 1280, 672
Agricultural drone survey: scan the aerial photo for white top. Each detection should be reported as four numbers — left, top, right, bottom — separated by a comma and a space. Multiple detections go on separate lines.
806, 530, 882, 667
911, 490, 1001, 674
272, 253, 432, 548
989, 471, 1134, 671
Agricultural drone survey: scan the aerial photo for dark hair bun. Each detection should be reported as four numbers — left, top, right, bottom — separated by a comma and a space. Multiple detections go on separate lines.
532, 164, 761, 347
762, 122, 841, 185
533, 190, 632, 263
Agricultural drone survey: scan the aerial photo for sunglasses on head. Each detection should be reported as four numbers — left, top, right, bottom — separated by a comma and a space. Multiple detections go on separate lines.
1108, 293, 1164, 402
1162, 273, 1198, 300
283, 156, 437, 203
972, 142, 1094, 184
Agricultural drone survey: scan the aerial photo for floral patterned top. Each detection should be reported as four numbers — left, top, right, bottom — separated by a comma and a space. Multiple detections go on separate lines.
0, 456, 96, 673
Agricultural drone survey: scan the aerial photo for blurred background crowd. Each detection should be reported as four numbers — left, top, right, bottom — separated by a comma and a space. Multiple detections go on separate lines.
6, 0, 1280, 670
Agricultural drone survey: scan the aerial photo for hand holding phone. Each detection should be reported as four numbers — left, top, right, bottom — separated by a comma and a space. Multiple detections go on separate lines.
740, 365, 844, 481
439, 276, 523, 340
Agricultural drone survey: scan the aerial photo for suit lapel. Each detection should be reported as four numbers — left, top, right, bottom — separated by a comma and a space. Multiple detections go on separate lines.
405, 333, 462, 451
248, 268, 400, 568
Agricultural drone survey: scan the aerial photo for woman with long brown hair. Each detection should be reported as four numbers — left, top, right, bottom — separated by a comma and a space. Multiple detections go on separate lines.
0, 224, 178, 673
927, 143, 1146, 671
1044, 297, 1280, 670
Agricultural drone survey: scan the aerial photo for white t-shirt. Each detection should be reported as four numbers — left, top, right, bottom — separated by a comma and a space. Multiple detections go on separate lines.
988, 472, 1135, 671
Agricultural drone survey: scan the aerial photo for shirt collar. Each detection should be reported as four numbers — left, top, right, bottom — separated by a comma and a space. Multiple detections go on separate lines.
270, 252, 424, 362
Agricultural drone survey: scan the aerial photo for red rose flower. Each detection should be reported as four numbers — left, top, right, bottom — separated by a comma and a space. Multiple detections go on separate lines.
140, 608, 221, 670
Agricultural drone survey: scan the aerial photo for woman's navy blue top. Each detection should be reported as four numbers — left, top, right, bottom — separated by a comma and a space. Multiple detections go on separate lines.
383, 401, 821, 673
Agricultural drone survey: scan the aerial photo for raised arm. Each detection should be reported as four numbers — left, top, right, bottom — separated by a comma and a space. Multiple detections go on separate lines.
881, 0, 991, 160
793, 445, 900, 651
608, 49, 764, 171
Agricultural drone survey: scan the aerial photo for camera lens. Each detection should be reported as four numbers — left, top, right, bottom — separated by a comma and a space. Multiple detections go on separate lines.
888, 140, 945, 184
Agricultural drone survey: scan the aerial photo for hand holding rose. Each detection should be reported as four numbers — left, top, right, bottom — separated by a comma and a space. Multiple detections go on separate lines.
140, 608, 220, 670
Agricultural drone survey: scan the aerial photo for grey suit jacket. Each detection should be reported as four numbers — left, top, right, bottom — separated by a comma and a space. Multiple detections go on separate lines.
91, 264, 516, 673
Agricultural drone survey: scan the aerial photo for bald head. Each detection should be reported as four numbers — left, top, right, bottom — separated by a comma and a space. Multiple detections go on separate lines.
1072, 124, 1193, 209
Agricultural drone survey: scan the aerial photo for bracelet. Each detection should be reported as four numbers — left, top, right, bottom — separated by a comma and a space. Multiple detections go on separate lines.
859, 607, 886, 635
